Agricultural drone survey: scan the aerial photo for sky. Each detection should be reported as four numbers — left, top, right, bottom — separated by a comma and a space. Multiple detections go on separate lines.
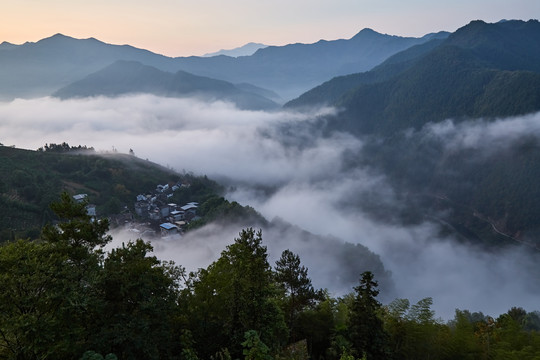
2, 0, 539, 56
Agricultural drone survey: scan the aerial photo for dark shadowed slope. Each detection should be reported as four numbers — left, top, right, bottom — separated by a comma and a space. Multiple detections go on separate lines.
287, 20, 540, 136
53, 60, 279, 110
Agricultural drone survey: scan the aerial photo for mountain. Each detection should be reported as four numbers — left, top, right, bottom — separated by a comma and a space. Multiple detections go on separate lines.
285, 19, 540, 246
0, 30, 448, 101
287, 20, 540, 135
285, 37, 447, 108
203, 42, 268, 57
53, 60, 279, 110
172, 29, 449, 100
0, 34, 180, 100
234, 82, 283, 103
0, 41, 17, 50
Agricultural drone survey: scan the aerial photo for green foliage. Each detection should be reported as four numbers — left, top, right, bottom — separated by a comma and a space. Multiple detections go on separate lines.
92, 239, 181, 359
0, 146, 228, 240
275, 249, 322, 342
42, 192, 112, 249
183, 228, 288, 358
0, 194, 185, 359
276, 339, 309, 360
2, 195, 540, 359
348, 271, 391, 360
38, 142, 95, 153
242, 330, 273, 360
186, 195, 266, 230
383, 297, 446, 359
80, 351, 118, 360
0, 239, 75, 359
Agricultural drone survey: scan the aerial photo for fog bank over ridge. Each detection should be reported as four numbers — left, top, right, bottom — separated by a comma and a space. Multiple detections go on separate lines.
2, 95, 540, 319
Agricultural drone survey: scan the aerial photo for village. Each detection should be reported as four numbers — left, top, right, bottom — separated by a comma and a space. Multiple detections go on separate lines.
75, 179, 199, 240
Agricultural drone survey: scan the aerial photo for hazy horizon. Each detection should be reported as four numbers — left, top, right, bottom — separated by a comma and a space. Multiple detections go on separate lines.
2, 1, 539, 57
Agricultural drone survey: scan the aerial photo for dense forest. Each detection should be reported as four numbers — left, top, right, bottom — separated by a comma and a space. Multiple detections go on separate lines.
1, 194, 539, 360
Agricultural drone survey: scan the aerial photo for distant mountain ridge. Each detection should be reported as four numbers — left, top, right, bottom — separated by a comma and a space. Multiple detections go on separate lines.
287, 19, 540, 135
53, 60, 279, 110
203, 42, 268, 57
0, 33, 179, 100
172, 29, 449, 99
0, 29, 449, 101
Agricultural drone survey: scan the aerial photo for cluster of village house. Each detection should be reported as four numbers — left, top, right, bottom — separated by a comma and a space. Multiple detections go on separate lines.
73, 180, 199, 239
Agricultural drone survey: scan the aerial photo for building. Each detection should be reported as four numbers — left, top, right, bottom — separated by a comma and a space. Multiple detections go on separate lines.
73, 194, 88, 203
159, 222, 179, 237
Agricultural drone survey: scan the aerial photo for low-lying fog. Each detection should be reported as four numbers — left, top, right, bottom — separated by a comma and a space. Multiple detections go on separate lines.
2, 95, 540, 320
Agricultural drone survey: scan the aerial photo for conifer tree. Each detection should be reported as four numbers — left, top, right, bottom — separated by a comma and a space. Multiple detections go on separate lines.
348, 271, 391, 360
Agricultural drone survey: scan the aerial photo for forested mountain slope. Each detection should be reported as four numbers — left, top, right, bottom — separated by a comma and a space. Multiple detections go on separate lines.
0, 145, 220, 239
285, 20, 540, 246
288, 20, 540, 135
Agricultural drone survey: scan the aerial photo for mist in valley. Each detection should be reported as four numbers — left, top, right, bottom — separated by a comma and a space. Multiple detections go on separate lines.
2, 95, 540, 320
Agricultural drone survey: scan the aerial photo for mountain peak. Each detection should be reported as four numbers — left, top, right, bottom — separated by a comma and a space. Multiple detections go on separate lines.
36, 33, 77, 45
351, 28, 380, 39
0, 41, 17, 50
48, 33, 73, 40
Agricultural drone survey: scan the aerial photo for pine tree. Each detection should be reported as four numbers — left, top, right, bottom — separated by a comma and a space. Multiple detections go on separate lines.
348, 271, 391, 360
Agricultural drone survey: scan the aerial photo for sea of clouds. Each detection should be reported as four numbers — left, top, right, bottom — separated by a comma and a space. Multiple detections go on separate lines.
2, 95, 540, 319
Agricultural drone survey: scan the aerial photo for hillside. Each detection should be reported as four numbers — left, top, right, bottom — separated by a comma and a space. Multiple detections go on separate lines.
0, 145, 225, 240
283, 20, 540, 247
53, 60, 279, 110
287, 19, 540, 135
285, 37, 447, 108
0, 144, 393, 305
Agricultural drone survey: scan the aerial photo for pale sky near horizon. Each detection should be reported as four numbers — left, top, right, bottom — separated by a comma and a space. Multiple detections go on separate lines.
2, 0, 539, 57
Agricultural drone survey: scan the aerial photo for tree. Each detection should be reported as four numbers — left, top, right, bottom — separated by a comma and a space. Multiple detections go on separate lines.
0, 240, 73, 359
40, 192, 112, 353
275, 249, 321, 341
242, 330, 272, 360
348, 271, 390, 360
384, 297, 445, 360
447, 310, 482, 359
41, 191, 112, 250
0, 192, 115, 359
184, 229, 287, 358
92, 239, 181, 359
296, 295, 338, 360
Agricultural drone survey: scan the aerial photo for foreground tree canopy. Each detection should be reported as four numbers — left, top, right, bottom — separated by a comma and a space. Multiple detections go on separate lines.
0, 194, 539, 360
